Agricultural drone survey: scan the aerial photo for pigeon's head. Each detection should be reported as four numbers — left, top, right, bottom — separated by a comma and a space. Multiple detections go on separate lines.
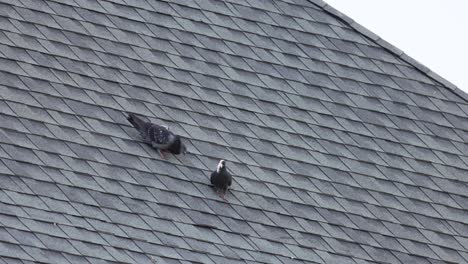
217, 159, 226, 172
168, 135, 187, 155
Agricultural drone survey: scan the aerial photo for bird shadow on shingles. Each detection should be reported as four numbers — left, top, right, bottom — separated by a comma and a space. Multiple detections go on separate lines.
192, 223, 219, 230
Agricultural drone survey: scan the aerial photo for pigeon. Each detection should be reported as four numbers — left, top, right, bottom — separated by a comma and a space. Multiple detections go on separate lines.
126, 113, 186, 158
210, 160, 232, 200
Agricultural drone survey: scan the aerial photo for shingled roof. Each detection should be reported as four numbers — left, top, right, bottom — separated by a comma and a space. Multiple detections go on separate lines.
1, 0, 468, 263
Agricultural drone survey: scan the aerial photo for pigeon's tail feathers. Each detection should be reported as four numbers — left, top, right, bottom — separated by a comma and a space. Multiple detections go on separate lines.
127, 113, 146, 131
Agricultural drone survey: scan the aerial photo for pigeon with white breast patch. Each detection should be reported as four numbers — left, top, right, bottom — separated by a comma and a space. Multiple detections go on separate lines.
126, 113, 186, 158
210, 160, 232, 200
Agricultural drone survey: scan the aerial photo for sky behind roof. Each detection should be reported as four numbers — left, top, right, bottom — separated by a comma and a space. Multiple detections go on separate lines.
325, 0, 468, 94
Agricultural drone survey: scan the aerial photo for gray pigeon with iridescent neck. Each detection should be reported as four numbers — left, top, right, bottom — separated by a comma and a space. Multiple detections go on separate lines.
210, 160, 232, 200
126, 113, 186, 158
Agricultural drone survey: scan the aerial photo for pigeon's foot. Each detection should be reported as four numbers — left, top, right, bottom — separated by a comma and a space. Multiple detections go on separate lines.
158, 149, 167, 159
219, 192, 228, 202
214, 189, 226, 201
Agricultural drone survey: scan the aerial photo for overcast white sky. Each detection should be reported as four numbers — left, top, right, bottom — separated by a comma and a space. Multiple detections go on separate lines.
325, 0, 468, 93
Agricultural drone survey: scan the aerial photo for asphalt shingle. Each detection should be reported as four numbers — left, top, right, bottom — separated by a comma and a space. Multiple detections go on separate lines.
0, 0, 467, 263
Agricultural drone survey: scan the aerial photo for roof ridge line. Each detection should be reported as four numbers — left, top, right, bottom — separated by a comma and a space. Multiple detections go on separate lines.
308, 0, 468, 103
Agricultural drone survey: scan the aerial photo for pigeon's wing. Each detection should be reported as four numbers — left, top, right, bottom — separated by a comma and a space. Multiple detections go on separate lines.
138, 122, 152, 141
222, 171, 231, 191
210, 171, 218, 187
227, 173, 232, 187
146, 124, 176, 149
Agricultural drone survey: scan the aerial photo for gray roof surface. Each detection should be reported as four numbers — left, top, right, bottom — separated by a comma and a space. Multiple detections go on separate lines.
0, 0, 467, 263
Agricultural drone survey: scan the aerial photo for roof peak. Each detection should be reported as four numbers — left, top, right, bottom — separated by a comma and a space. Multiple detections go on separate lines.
312, 0, 468, 102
